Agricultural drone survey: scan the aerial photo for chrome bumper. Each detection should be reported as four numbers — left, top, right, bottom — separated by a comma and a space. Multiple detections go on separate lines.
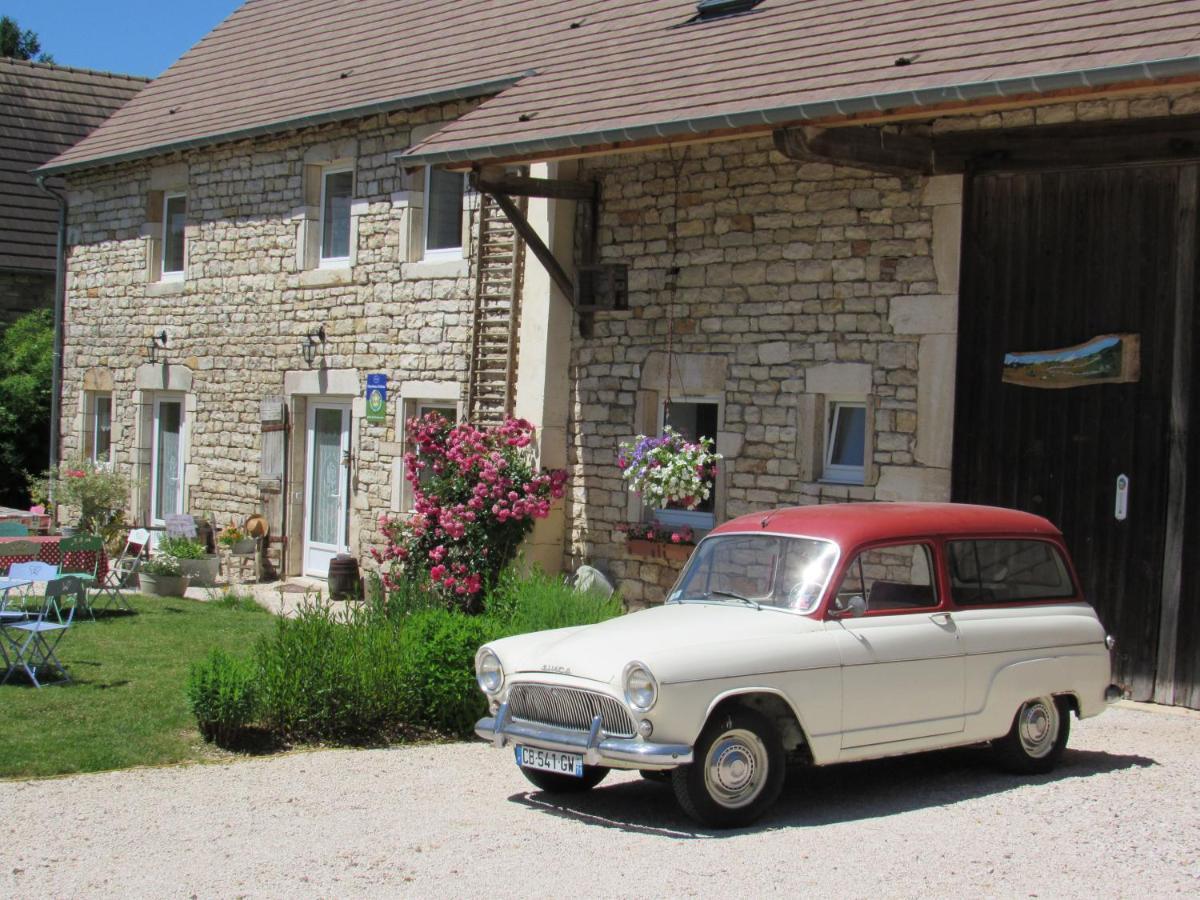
475, 701, 693, 768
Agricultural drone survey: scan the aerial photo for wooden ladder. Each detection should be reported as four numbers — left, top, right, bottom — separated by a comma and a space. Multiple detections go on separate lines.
466, 193, 525, 427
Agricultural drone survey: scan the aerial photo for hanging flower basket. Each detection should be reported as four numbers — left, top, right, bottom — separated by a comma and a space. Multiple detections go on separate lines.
617, 427, 721, 510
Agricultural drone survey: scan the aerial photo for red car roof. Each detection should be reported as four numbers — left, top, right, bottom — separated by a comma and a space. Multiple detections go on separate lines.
710, 502, 1062, 548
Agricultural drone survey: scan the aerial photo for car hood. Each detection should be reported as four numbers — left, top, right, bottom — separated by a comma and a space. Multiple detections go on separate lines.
493, 602, 825, 687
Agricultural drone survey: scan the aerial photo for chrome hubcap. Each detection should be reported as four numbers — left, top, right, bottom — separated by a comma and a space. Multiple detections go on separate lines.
1018, 698, 1059, 758
704, 728, 768, 809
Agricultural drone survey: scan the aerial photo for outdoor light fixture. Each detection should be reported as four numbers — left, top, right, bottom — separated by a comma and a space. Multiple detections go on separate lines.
301, 324, 326, 365
148, 330, 168, 362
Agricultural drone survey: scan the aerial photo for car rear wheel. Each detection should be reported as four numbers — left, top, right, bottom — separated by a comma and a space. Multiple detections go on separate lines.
519, 764, 609, 793
671, 708, 785, 828
993, 695, 1071, 775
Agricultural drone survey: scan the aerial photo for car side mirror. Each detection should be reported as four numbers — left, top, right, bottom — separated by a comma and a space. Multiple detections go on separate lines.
831, 594, 867, 619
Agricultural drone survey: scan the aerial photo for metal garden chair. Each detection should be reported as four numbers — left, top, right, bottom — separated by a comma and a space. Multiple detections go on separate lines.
7, 560, 63, 621
1, 575, 81, 687
97, 528, 148, 612
58, 534, 104, 622
0, 522, 29, 536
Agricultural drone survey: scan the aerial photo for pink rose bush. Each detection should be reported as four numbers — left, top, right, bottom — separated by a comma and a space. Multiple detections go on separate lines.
374, 413, 567, 612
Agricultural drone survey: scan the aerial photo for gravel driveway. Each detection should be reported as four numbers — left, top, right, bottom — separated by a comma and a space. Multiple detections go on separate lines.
2, 702, 1196, 898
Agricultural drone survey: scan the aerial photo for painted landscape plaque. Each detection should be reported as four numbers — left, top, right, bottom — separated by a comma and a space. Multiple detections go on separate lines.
1002, 333, 1140, 389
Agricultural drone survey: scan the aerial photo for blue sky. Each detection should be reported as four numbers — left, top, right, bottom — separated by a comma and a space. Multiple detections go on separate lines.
4, 1, 242, 77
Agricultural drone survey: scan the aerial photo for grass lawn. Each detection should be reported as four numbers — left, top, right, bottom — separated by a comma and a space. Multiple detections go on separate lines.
0, 594, 276, 779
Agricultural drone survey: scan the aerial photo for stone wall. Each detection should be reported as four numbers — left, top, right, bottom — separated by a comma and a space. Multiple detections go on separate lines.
60, 101, 481, 569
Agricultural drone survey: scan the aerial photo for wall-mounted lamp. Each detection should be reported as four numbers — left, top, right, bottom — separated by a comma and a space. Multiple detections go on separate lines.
301, 324, 326, 365
148, 330, 168, 362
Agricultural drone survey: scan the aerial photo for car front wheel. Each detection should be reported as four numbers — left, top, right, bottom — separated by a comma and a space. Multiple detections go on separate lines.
519, 764, 609, 793
671, 708, 785, 828
993, 695, 1071, 775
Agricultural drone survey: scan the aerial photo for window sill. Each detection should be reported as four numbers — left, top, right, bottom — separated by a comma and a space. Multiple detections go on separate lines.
145, 280, 186, 297
299, 267, 354, 289
405, 258, 468, 280
819, 475, 866, 487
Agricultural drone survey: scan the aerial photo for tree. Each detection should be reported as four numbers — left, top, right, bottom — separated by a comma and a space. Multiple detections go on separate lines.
0, 309, 53, 507
0, 16, 53, 63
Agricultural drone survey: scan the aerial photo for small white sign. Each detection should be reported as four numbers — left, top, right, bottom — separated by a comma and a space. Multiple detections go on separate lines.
1114, 474, 1130, 522
164, 513, 197, 537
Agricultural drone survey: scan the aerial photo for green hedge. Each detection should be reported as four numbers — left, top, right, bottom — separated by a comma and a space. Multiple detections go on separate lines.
188, 570, 621, 748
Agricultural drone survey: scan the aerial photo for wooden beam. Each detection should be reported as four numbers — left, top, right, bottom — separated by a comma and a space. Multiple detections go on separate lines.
487, 191, 575, 304
472, 169, 597, 201
773, 125, 933, 175
1154, 163, 1197, 705
935, 114, 1200, 172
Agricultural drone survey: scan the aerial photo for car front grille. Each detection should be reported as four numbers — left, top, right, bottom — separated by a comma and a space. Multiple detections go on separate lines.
507, 683, 636, 739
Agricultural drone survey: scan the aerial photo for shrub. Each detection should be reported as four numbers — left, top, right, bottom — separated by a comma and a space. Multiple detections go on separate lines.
186, 649, 258, 747
398, 610, 493, 736
486, 567, 622, 635
374, 414, 567, 612
159, 536, 208, 559
32, 456, 132, 536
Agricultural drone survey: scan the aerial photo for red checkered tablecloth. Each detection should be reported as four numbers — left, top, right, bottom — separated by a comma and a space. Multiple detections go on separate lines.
0, 536, 108, 580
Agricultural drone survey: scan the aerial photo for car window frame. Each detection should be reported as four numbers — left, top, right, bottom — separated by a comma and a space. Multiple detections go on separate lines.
941, 534, 1084, 609
822, 538, 946, 619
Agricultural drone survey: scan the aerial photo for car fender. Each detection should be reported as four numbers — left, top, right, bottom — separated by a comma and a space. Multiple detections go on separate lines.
973, 651, 1108, 738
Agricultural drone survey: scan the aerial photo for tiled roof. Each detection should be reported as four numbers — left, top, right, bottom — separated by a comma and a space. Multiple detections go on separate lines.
43, 0, 1200, 176
0, 59, 146, 272
42, 0, 615, 173
406, 0, 1200, 164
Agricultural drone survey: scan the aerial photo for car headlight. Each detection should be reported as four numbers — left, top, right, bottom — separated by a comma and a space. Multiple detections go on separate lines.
476, 648, 504, 695
623, 661, 658, 712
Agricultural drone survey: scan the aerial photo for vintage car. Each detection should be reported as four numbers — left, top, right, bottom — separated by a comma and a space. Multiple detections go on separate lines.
474, 502, 1120, 827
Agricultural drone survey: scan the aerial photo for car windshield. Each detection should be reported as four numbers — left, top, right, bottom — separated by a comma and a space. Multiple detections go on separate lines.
667, 533, 839, 613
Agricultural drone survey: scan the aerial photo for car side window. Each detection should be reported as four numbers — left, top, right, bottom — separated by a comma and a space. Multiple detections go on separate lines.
833, 543, 938, 614
947, 540, 1076, 605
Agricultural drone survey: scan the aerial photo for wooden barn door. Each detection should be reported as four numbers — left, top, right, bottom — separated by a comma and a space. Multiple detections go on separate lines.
953, 164, 1197, 703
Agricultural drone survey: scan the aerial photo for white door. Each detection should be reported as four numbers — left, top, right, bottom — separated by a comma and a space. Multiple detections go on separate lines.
150, 395, 186, 532
304, 402, 351, 577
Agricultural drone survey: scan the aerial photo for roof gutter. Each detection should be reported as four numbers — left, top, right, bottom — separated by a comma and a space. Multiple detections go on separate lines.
38, 72, 532, 176
399, 55, 1200, 166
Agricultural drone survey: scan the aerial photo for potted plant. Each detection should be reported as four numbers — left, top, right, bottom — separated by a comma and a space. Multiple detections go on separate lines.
160, 535, 220, 587
137, 554, 190, 597
618, 521, 696, 562
217, 523, 256, 555
617, 427, 721, 511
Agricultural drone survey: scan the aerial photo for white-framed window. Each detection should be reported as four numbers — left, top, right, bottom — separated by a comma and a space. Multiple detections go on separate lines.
88, 392, 113, 464
319, 166, 354, 266
423, 166, 465, 260
652, 398, 719, 531
161, 192, 187, 280
823, 399, 867, 484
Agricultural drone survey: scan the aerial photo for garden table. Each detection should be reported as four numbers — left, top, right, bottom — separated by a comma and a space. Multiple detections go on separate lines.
0, 536, 108, 581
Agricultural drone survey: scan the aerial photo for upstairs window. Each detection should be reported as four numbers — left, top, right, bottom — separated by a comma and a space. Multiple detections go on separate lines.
823, 400, 866, 484
161, 193, 186, 280
424, 167, 465, 260
320, 167, 354, 265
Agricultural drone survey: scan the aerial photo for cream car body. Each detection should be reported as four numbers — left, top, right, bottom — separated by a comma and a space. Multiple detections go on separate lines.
476, 503, 1119, 826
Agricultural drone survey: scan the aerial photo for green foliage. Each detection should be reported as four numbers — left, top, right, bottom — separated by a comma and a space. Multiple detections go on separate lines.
0, 15, 51, 62
0, 309, 52, 507
186, 649, 259, 746
238, 571, 624, 745
211, 590, 262, 613
159, 536, 208, 559
397, 610, 492, 736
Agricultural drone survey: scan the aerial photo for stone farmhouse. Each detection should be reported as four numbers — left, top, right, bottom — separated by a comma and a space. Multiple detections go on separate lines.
0, 59, 144, 322
40, 0, 1200, 709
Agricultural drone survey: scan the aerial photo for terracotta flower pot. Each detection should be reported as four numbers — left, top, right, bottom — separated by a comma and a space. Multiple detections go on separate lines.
662, 542, 695, 562
626, 538, 664, 559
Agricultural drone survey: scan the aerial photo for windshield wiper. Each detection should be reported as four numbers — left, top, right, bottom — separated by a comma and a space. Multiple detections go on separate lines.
708, 589, 760, 609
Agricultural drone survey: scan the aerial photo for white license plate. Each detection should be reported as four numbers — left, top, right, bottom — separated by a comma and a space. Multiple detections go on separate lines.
514, 745, 584, 777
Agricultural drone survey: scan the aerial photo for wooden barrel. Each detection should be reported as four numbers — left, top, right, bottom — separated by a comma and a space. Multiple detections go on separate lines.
327, 553, 360, 601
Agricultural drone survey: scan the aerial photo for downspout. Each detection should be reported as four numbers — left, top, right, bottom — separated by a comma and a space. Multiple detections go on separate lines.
35, 175, 67, 508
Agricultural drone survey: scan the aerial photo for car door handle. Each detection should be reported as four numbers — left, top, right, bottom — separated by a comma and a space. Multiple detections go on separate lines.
929, 612, 953, 626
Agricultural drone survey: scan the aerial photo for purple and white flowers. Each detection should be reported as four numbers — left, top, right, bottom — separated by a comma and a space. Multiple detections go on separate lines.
617, 427, 721, 510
